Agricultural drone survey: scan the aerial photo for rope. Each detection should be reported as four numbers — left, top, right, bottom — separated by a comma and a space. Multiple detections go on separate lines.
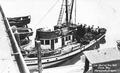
38, 0, 60, 24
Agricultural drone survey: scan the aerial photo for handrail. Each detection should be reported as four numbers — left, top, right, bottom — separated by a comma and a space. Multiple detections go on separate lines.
0, 5, 30, 73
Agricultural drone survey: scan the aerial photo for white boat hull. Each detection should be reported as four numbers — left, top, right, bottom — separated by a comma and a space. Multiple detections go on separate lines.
25, 35, 105, 68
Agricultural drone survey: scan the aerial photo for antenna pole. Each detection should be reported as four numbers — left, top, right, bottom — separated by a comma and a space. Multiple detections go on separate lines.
65, 0, 68, 26
69, 0, 74, 23
75, 0, 76, 24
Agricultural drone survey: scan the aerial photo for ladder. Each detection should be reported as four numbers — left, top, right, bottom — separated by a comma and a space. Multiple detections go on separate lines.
57, 0, 65, 26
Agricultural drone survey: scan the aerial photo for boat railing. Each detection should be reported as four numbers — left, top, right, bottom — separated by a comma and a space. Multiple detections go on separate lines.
71, 44, 80, 50
41, 49, 61, 57
42, 43, 81, 59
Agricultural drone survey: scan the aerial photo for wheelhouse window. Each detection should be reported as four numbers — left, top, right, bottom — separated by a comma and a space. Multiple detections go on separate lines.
45, 40, 50, 45
66, 36, 68, 41
68, 36, 71, 40
40, 40, 44, 45
55, 38, 58, 43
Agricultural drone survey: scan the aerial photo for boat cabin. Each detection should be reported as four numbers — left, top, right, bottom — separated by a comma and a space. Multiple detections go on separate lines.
35, 27, 75, 50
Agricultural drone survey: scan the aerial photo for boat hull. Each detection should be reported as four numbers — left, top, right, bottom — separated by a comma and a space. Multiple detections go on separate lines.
25, 34, 105, 68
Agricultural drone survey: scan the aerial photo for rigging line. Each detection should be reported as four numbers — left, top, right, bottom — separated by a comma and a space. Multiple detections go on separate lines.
38, 0, 60, 25
75, 0, 76, 24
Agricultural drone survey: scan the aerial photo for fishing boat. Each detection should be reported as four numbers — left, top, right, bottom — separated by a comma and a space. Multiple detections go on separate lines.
7, 0, 106, 68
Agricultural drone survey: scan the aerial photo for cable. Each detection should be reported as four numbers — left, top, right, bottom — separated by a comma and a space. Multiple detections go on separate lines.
38, 0, 60, 24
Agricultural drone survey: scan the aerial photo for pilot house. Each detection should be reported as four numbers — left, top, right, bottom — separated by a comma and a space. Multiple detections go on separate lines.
35, 27, 75, 50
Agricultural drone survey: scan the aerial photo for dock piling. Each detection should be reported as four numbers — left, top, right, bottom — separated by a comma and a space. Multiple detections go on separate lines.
35, 40, 42, 73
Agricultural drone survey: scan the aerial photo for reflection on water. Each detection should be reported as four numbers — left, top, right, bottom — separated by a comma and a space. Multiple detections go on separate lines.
29, 36, 106, 73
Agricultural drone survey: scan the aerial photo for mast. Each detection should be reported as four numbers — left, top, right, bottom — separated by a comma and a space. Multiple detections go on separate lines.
65, 0, 68, 26
75, 0, 76, 24
69, 0, 74, 23
56, 0, 75, 27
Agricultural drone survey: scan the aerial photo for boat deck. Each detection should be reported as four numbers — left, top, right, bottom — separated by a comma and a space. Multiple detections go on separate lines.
0, 7, 21, 73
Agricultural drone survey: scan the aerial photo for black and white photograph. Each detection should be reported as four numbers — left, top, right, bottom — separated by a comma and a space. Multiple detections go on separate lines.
0, 0, 120, 73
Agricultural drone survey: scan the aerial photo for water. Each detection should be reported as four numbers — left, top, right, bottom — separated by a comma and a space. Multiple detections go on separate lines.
1, 0, 120, 72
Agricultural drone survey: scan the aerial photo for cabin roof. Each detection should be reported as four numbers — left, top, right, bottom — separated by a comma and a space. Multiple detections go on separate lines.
40, 32, 59, 39
36, 30, 60, 39
36, 27, 74, 40
83, 47, 120, 64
